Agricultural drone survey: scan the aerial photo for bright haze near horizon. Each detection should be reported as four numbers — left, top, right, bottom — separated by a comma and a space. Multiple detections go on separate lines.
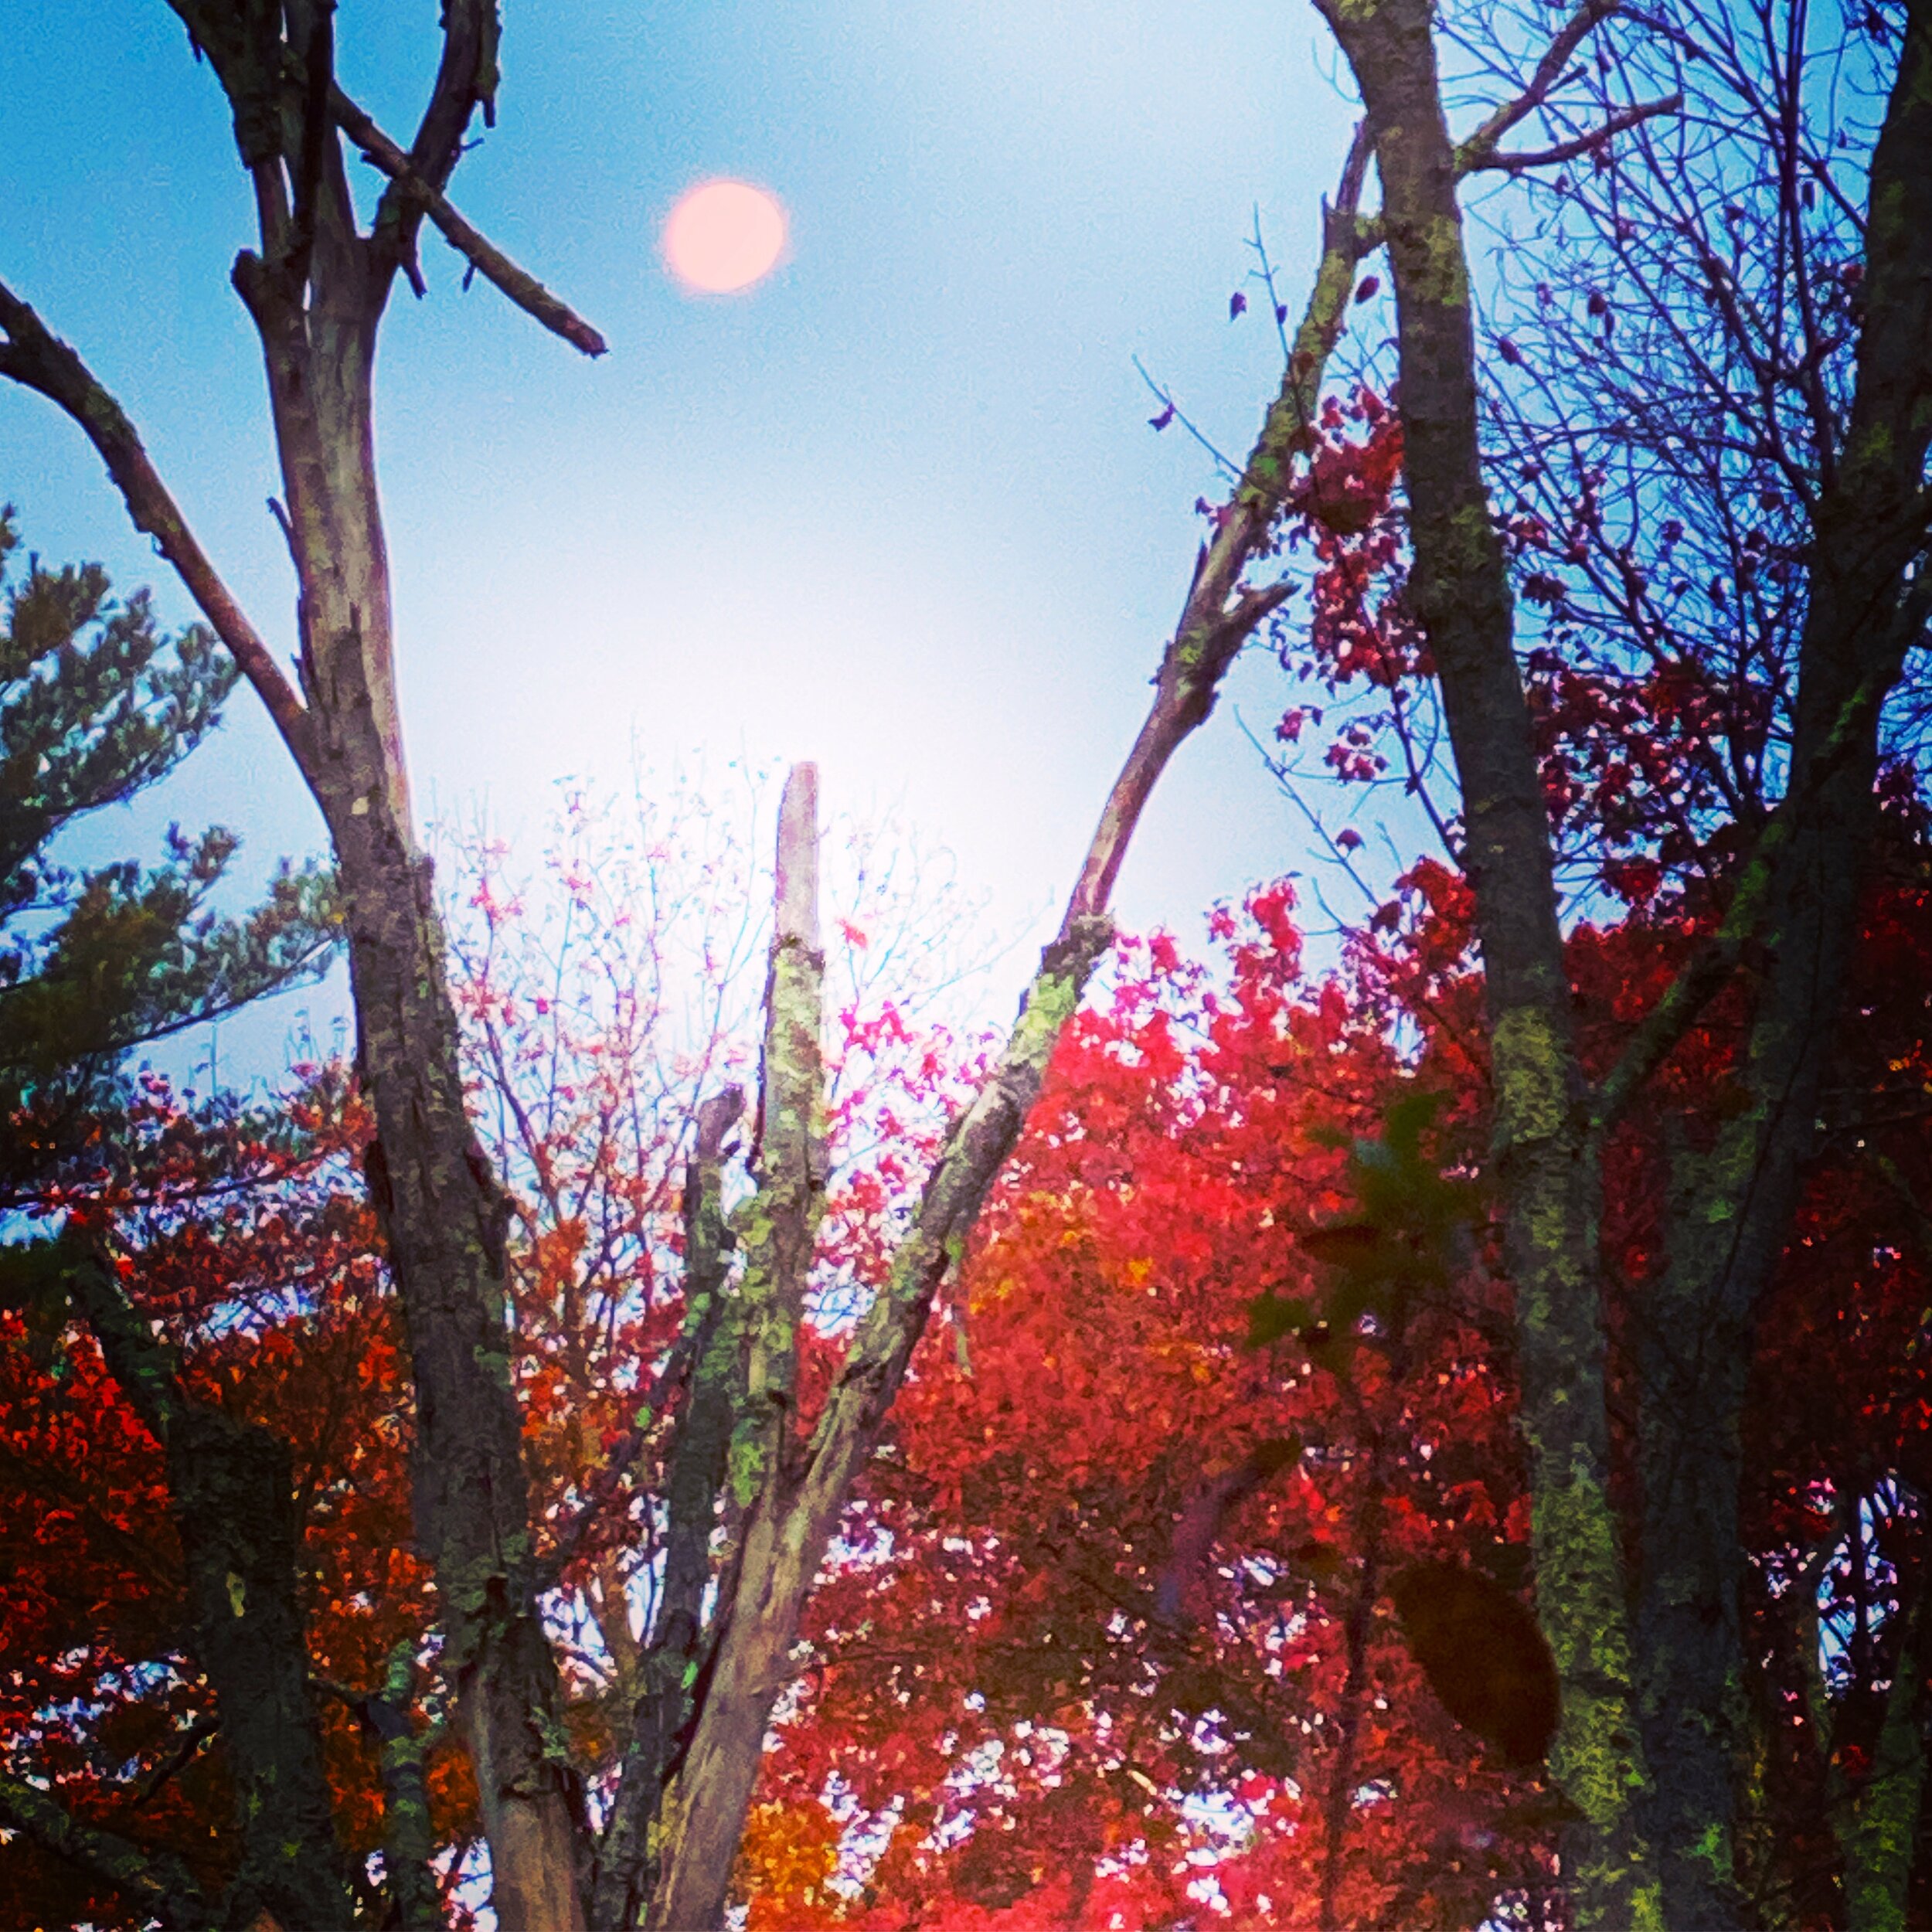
1, 0, 1358, 1073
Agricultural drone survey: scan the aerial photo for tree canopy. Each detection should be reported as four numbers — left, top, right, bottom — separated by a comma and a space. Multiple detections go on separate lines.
0, 0, 1929, 1927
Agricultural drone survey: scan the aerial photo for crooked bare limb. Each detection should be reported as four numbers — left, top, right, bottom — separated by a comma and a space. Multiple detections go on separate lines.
0, 282, 317, 786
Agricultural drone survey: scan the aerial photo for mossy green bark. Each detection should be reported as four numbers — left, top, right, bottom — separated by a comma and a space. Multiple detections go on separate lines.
1840, 1634, 1925, 1932
648, 917, 1113, 1932
1313, 0, 1661, 1917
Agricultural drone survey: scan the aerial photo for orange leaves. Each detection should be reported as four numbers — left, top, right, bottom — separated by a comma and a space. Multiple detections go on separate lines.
526, 1218, 589, 1304
735, 1798, 845, 1930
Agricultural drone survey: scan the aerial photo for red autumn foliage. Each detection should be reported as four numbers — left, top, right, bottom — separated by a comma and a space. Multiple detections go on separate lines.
2, 770, 1925, 1928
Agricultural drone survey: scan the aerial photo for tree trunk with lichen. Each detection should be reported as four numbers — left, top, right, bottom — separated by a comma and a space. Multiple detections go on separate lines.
233, 111, 588, 1932
622, 122, 1385, 1932
1839, 1611, 1926, 1932
3, 5, 596, 1921
1314, 0, 1932, 1923
0, 9, 1444, 1923
1628, 11, 1932, 1923
66, 1240, 356, 1930
1312, 0, 1659, 1919
645, 908, 1114, 1932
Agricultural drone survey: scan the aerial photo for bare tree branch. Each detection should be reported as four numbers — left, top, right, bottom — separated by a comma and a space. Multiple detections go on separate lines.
0, 282, 318, 785
1070, 121, 1377, 919
1469, 96, 1685, 175
589, 1085, 747, 1926
1455, 0, 1621, 170
333, 85, 608, 357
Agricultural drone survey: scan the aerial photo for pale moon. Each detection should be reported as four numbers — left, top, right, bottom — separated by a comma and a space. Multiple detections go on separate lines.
661, 179, 788, 294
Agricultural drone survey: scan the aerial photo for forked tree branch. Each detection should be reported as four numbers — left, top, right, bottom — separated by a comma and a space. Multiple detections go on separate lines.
334, 86, 608, 357
167, 0, 603, 353
1447, 0, 1681, 180
1454, 0, 1621, 169
1468, 97, 1685, 175
0, 282, 319, 788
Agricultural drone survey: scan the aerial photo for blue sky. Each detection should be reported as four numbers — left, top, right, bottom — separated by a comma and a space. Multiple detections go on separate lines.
3, 0, 1360, 1064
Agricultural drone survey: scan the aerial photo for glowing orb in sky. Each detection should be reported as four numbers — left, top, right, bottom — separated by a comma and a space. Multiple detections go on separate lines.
661, 179, 788, 294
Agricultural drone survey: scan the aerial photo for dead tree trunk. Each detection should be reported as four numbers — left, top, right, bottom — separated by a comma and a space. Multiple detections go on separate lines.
622, 129, 1382, 1932
2, 2, 607, 1920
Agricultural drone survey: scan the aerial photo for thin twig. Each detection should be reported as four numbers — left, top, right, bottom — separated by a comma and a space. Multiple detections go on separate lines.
1471, 96, 1685, 173
1132, 355, 1241, 478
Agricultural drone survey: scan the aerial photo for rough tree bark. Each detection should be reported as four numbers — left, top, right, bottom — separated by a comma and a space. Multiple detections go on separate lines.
1628, 11, 1932, 1922
1311, 1, 1662, 1916
2, 4, 606, 1923
29, 2, 1909, 1923
0, 10, 1375, 1924
68, 1244, 354, 1932
1311, 0, 1932, 1923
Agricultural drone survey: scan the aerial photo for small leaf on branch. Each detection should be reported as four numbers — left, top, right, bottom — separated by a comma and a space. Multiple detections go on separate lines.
1148, 402, 1176, 431
1353, 275, 1380, 304
1230, 291, 1248, 320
